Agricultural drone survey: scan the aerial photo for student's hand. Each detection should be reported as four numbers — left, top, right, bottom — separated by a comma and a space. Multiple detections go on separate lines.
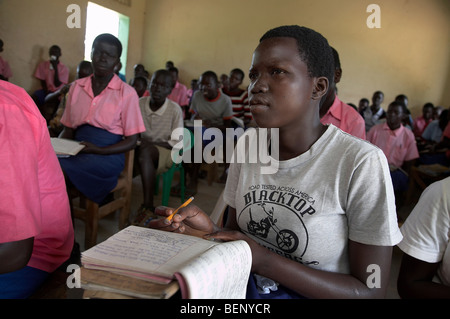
148, 205, 219, 238
79, 141, 101, 154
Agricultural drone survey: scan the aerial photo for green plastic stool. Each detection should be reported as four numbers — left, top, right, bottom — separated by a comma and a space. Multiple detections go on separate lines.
155, 163, 185, 206
154, 128, 193, 206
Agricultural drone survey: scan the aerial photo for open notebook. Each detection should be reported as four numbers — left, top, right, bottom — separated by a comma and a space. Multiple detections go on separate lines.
81, 226, 252, 299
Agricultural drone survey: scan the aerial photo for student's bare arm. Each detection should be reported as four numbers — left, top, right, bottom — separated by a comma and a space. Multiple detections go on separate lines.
0, 238, 34, 274
59, 128, 138, 155
215, 207, 393, 299
397, 253, 450, 298
82, 134, 139, 155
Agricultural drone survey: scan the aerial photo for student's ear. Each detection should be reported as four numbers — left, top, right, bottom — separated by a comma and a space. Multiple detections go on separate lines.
312, 77, 329, 101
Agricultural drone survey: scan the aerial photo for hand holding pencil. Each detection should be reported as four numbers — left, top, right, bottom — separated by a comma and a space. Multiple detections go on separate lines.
165, 197, 194, 222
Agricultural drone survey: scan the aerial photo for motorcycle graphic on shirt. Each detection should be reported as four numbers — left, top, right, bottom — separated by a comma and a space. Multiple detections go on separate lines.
247, 203, 299, 253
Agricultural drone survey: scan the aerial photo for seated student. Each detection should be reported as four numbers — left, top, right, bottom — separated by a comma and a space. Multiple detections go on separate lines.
31, 45, 70, 113
183, 70, 233, 194
167, 67, 190, 116
361, 90, 386, 132
395, 94, 413, 130
187, 78, 198, 105
0, 39, 13, 81
150, 25, 402, 299
358, 98, 369, 114
367, 101, 419, 206
413, 102, 435, 138
223, 68, 248, 124
58, 34, 145, 206
421, 109, 449, 146
397, 176, 450, 298
320, 47, 366, 140
48, 61, 93, 137
131, 76, 150, 98
133, 69, 184, 219
430, 118, 450, 166
0, 81, 74, 299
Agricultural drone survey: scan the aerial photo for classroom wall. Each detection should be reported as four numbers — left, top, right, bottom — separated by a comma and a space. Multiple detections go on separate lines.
1, 0, 449, 117
0, 0, 146, 93
141, 0, 450, 117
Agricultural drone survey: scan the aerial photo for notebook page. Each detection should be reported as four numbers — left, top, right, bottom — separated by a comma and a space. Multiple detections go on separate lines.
176, 240, 252, 299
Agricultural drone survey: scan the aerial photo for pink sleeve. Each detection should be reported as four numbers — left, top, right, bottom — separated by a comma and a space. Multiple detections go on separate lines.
0, 91, 42, 243
121, 87, 146, 136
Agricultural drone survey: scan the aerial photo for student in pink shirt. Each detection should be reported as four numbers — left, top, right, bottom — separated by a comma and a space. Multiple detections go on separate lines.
32, 45, 69, 107
320, 47, 366, 140
59, 34, 145, 205
0, 81, 74, 299
167, 67, 190, 116
413, 102, 434, 138
0, 39, 12, 81
367, 101, 419, 196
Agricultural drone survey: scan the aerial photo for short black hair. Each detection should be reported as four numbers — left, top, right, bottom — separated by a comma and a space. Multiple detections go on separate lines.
389, 100, 408, 114
260, 25, 334, 86
230, 68, 245, 80
423, 102, 434, 110
133, 76, 149, 86
92, 33, 123, 58
152, 69, 174, 87
168, 67, 179, 75
201, 70, 219, 84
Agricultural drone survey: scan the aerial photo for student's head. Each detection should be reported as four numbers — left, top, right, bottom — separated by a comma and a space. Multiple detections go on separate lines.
134, 64, 145, 77
49, 45, 62, 61
228, 68, 245, 90
149, 69, 173, 105
91, 34, 122, 77
166, 61, 174, 69
372, 91, 384, 107
190, 79, 199, 90
199, 71, 220, 100
77, 61, 93, 79
0, 39, 4, 52
386, 101, 407, 130
395, 94, 408, 108
248, 25, 333, 128
422, 102, 434, 120
132, 76, 149, 98
359, 98, 369, 111
168, 67, 179, 84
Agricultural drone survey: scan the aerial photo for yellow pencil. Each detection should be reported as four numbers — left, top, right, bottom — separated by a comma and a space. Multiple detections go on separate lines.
166, 196, 194, 222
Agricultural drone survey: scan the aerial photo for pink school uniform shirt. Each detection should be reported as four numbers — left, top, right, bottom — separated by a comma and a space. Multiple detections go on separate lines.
61, 74, 145, 136
168, 81, 190, 107
0, 81, 74, 273
367, 122, 419, 168
0, 56, 13, 79
413, 115, 433, 137
34, 60, 70, 92
321, 96, 366, 140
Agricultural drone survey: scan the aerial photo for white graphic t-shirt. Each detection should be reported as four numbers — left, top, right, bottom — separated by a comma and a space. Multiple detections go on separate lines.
224, 125, 403, 275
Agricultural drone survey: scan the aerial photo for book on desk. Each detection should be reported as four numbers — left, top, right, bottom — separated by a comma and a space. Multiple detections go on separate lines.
79, 226, 252, 299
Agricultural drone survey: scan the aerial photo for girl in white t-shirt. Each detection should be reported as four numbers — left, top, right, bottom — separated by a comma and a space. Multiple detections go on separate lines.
149, 25, 402, 299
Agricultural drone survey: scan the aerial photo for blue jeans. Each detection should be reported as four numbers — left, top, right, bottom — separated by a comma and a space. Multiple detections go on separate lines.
0, 266, 49, 299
